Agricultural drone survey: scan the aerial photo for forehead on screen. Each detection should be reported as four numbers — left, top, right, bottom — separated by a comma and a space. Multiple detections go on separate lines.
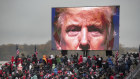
55, 7, 114, 15
55, 7, 114, 29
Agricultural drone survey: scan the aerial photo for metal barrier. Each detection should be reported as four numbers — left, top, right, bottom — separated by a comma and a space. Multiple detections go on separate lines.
125, 63, 140, 79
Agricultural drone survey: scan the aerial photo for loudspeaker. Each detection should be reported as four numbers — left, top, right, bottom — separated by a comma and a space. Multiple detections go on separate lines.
106, 50, 112, 56
61, 50, 67, 56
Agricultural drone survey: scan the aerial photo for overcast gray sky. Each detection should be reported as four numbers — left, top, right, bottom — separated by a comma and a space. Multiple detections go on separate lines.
0, 0, 140, 47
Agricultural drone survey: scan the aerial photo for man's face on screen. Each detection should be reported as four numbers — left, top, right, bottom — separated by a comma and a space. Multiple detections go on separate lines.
58, 8, 109, 50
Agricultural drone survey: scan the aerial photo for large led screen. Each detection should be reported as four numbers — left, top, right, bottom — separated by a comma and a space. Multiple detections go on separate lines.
52, 6, 119, 50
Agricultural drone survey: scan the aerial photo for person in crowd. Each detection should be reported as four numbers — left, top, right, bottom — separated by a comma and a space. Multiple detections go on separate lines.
127, 57, 132, 73
107, 56, 114, 69
15, 55, 19, 67
48, 56, 53, 66
42, 55, 47, 65
78, 55, 83, 64
11, 56, 15, 64
32, 54, 37, 64
86, 56, 92, 68
63, 55, 68, 65
96, 55, 103, 68
56, 55, 61, 65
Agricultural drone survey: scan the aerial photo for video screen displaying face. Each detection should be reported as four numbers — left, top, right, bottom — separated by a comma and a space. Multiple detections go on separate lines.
52, 6, 119, 50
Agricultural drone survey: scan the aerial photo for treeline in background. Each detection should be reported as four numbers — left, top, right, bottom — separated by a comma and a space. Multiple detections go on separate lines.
0, 40, 139, 61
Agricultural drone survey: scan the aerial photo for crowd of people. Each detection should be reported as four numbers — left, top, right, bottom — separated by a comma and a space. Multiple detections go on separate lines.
0, 52, 139, 79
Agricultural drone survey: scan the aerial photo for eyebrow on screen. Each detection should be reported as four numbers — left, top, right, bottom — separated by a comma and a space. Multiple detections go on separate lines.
87, 25, 103, 33
65, 25, 81, 32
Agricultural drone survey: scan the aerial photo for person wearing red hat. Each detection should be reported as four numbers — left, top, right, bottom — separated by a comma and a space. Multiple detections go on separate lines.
5, 63, 8, 66
92, 65, 96, 71
119, 73, 123, 76
110, 75, 114, 79
93, 55, 97, 60
40, 71, 44, 79
87, 56, 92, 68
74, 77, 77, 79
0, 68, 2, 77
52, 73, 54, 76
22, 75, 26, 79
48, 56, 52, 66
74, 73, 77, 76
17, 58, 23, 66
90, 71, 92, 75
58, 70, 60, 74
9, 62, 13, 75
8, 74, 12, 79
78, 55, 83, 64
11, 56, 15, 64
70, 74, 74, 79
